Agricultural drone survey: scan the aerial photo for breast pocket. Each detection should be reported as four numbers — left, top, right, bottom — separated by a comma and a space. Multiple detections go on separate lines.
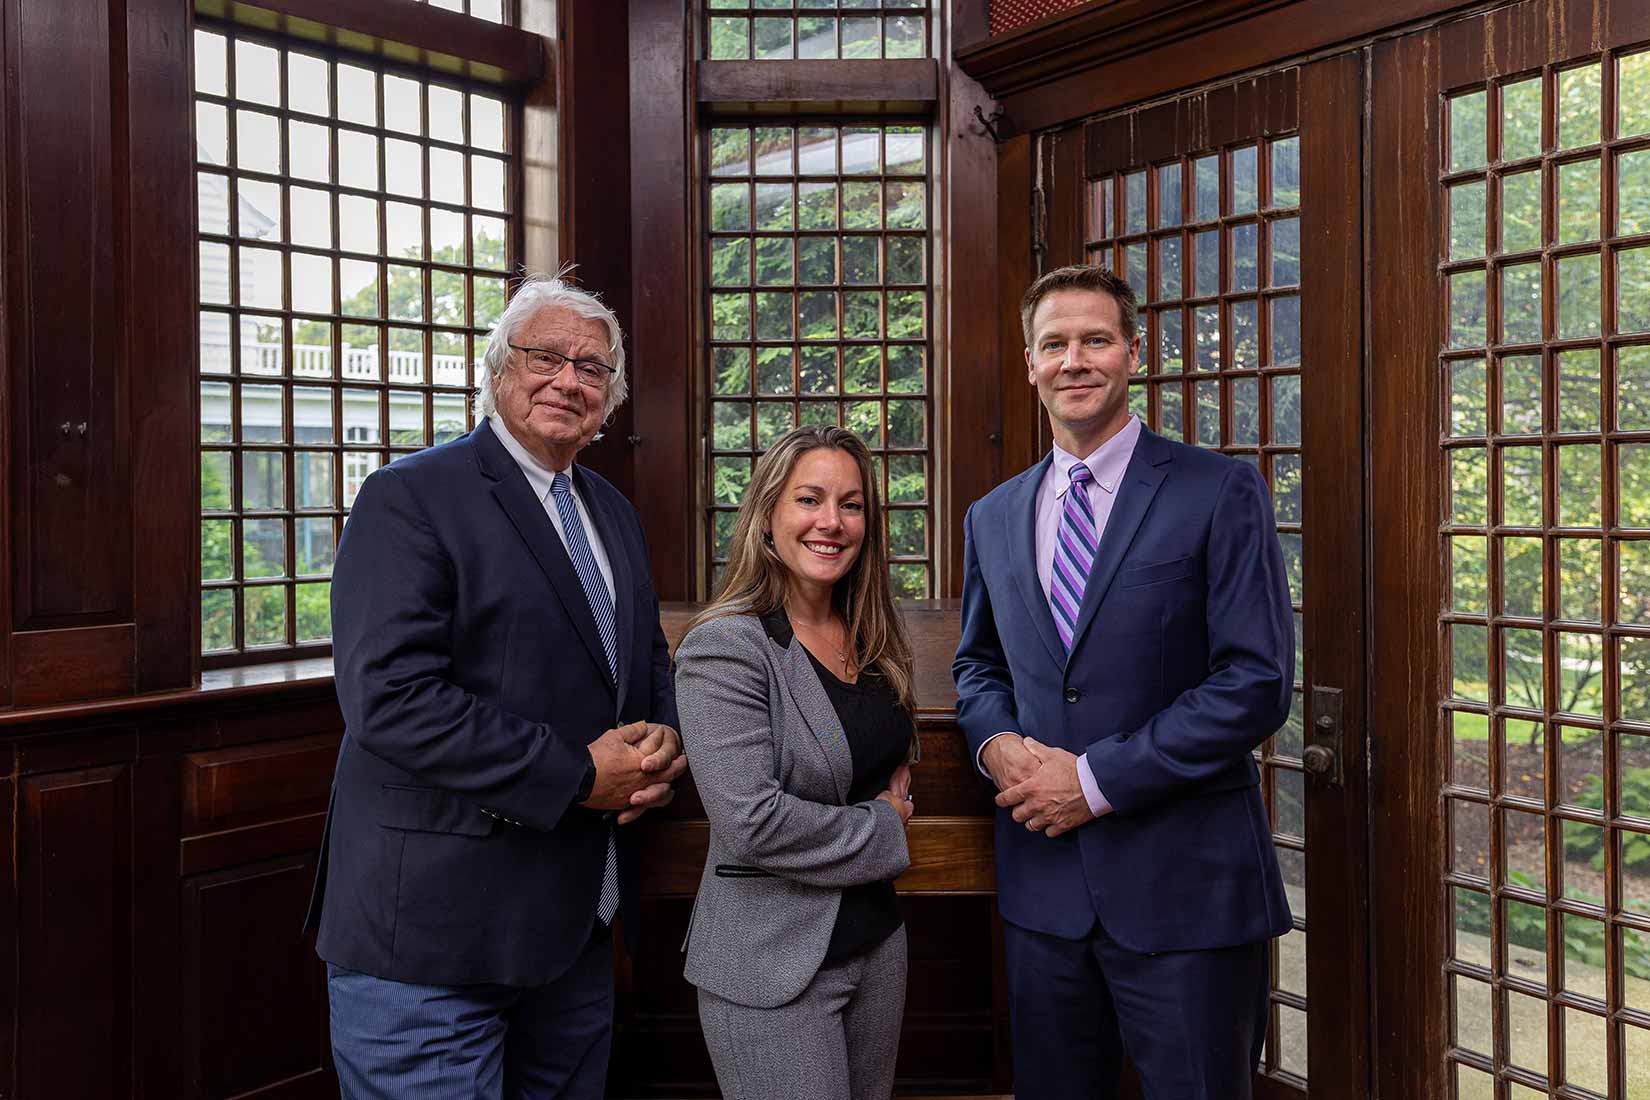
1116, 555, 1196, 590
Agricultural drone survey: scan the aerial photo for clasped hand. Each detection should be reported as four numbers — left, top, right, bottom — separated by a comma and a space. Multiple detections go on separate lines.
984, 734, 1095, 838
582, 721, 688, 825
874, 764, 915, 826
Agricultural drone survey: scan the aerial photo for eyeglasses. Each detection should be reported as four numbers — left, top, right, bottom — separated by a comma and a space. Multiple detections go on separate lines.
508, 343, 616, 388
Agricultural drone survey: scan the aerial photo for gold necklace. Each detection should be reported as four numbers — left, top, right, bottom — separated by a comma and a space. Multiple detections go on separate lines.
792, 615, 851, 676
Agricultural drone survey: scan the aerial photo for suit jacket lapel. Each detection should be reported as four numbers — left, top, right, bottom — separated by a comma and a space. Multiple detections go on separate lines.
575, 467, 635, 707
1067, 428, 1172, 657
1007, 454, 1066, 667
472, 422, 615, 695
761, 612, 852, 803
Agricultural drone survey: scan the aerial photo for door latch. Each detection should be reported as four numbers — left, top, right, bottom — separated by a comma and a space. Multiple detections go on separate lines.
1304, 685, 1343, 786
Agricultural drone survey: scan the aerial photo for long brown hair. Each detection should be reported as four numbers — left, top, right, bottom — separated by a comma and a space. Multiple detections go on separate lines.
691, 426, 917, 716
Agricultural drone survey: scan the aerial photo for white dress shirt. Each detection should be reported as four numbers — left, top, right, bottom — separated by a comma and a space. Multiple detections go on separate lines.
489, 416, 615, 602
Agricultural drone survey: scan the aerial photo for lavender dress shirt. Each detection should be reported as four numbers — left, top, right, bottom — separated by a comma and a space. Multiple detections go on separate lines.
977, 415, 1143, 817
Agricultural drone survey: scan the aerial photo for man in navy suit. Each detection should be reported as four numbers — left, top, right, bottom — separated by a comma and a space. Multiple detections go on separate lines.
305, 274, 687, 1099
952, 265, 1294, 1099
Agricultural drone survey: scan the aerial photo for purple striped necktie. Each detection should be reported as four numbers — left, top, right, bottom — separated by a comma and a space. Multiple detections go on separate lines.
1050, 462, 1098, 653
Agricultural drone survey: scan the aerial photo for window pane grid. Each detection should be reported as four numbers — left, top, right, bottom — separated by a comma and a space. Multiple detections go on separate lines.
195, 24, 515, 658
1086, 133, 1306, 1085
1440, 46, 1650, 1100
705, 122, 933, 598
705, 2, 931, 60
408, 0, 511, 24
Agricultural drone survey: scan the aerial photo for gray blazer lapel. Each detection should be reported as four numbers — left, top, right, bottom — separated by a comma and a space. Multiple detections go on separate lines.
776, 640, 853, 804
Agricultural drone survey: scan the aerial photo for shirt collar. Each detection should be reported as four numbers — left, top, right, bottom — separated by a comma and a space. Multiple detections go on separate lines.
488, 416, 571, 505
1050, 415, 1142, 498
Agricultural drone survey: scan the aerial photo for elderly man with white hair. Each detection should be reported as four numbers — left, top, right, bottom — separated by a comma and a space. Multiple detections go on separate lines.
305, 273, 687, 1099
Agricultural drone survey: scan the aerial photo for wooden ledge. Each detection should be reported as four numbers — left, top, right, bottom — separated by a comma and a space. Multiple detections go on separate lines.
195, 0, 547, 87
0, 657, 337, 738
696, 59, 938, 116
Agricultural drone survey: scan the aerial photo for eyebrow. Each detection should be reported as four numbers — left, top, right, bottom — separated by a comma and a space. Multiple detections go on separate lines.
793, 483, 863, 496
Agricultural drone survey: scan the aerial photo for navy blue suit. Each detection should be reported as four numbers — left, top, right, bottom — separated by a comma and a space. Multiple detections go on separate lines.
953, 426, 1293, 1098
304, 420, 677, 1095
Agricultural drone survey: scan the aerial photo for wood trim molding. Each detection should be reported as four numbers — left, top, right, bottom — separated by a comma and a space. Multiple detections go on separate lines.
957, 0, 1485, 137
955, 0, 1285, 98
193, 0, 547, 86
696, 59, 939, 115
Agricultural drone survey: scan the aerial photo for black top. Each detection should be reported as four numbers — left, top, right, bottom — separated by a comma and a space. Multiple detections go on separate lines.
802, 648, 910, 964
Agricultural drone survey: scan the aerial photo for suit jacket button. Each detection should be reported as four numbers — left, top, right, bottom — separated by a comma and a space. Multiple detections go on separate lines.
1065, 688, 1080, 703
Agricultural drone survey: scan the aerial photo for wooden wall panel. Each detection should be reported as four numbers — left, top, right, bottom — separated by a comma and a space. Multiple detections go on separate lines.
15, 764, 133, 1100
627, 0, 694, 601
183, 852, 330, 1100
1, 0, 199, 705
939, 63, 1004, 597
6, 0, 130, 630
0, 772, 15, 1100
127, 0, 197, 693
553, 0, 637, 497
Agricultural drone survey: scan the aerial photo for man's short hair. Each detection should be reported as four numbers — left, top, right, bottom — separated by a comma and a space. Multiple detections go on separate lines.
1019, 265, 1139, 348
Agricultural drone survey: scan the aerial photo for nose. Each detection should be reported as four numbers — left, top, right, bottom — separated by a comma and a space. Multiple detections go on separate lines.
1059, 342, 1089, 370
549, 362, 582, 394
817, 506, 844, 532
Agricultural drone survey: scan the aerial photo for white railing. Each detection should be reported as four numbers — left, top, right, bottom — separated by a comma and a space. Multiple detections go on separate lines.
221, 340, 468, 384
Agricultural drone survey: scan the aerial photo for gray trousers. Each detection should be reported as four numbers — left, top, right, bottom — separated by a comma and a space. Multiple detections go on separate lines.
697, 925, 907, 1100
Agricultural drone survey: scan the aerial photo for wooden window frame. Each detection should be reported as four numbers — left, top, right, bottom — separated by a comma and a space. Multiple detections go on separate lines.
192, 0, 545, 668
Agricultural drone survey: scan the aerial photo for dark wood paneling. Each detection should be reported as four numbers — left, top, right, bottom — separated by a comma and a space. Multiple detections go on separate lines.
940, 66, 1003, 597
181, 731, 340, 835
1297, 49, 1373, 1100
628, 0, 694, 600
0, 774, 15, 1100
958, 0, 1289, 97
10, 623, 136, 707
183, 852, 330, 1100
129, 0, 197, 694
951, 0, 991, 56
193, 0, 546, 85
7, 0, 130, 629
996, 133, 1039, 482
16, 764, 133, 1100
971, 0, 1483, 137
1084, 68, 1299, 175
133, 753, 187, 1100
552, 0, 637, 498
1041, 124, 1085, 274
1368, 29, 1447, 1100
697, 59, 939, 115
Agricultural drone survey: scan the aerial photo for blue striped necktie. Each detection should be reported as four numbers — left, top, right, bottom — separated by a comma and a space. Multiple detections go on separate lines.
549, 471, 621, 927
1050, 462, 1098, 653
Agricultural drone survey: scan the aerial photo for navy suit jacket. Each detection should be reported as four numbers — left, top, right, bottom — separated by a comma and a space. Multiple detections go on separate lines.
305, 420, 678, 987
952, 427, 1294, 953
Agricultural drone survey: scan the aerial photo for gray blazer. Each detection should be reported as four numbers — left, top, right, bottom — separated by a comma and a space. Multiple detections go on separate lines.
674, 611, 912, 1008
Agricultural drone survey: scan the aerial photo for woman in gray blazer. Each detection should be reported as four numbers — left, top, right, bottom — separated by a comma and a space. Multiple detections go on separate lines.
674, 425, 919, 1100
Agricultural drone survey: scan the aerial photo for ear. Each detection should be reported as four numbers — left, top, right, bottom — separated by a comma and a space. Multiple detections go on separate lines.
1024, 345, 1037, 386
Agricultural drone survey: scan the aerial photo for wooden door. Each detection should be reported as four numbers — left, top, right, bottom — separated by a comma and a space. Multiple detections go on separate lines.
1371, 3, 1650, 1098
1055, 52, 1372, 1099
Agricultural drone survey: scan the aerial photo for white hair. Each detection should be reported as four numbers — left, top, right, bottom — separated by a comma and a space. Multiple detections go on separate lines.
473, 272, 630, 423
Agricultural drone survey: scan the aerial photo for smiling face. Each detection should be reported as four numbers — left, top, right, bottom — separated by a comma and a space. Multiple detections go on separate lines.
768, 447, 867, 602
1025, 287, 1141, 455
493, 303, 613, 469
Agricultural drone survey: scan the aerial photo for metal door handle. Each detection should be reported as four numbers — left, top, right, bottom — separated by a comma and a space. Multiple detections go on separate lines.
1306, 686, 1343, 786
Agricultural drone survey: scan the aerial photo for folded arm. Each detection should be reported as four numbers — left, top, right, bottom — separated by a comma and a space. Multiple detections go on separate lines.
675, 621, 910, 888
